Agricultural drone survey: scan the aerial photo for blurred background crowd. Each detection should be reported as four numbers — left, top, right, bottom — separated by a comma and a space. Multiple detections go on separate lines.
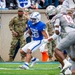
0, 0, 64, 10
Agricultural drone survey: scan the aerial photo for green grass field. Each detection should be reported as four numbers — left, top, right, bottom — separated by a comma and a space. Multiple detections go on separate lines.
0, 62, 61, 75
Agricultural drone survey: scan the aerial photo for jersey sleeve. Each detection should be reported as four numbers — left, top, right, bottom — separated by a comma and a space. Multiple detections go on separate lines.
54, 19, 60, 26
39, 24, 46, 31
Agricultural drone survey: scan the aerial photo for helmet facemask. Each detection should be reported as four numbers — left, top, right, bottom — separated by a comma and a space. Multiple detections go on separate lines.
49, 15, 55, 20
46, 5, 57, 20
30, 18, 37, 24
30, 12, 41, 25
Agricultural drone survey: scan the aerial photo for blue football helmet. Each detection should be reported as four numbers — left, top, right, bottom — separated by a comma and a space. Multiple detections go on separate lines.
30, 12, 41, 24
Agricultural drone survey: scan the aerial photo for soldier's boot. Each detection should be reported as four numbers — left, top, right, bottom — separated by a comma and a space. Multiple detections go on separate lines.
0, 56, 4, 62
49, 55, 53, 59
48, 55, 53, 61
8, 56, 14, 62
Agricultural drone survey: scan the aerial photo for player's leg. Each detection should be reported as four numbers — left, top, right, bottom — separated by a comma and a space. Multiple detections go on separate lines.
29, 41, 42, 67
19, 43, 31, 69
30, 57, 39, 67
19, 40, 42, 69
20, 37, 26, 61
54, 33, 75, 72
55, 49, 72, 72
55, 52, 64, 68
8, 38, 18, 61
47, 42, 53, 60
59, 45, 75, 75
52, 40, 56, 61
70, 45, 75, 74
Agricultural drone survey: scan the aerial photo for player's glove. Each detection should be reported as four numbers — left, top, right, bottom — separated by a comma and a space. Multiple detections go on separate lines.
42, 39, 48, 44
24, 31, 30, 39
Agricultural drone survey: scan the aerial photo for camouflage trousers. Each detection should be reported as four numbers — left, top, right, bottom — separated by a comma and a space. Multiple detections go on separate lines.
9, 36, 26, 58
47, 40, 56, 56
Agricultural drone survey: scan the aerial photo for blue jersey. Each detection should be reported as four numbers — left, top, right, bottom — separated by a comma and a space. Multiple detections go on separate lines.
27, 20, 46, 40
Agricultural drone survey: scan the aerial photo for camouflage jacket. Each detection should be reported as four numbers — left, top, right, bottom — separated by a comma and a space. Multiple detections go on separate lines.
46, 20, 54, 36
9, 15, 28, 36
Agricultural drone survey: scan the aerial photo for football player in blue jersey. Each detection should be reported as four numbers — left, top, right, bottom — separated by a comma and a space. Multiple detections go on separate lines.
19, 12, 48, 70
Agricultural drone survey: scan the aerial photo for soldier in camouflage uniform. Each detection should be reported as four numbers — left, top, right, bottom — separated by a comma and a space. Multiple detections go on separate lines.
8, 8, 28, 61
46, 21, 56, 61
46, 5, 57, 61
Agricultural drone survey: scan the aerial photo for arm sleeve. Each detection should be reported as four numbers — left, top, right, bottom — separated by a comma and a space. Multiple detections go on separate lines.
40, 24, 46, 31
9, 18, 14, 31
54, 19, 60, 26
54, 19, 61, 35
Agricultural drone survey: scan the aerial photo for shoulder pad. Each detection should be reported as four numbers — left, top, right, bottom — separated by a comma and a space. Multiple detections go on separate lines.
54, 13, 63, 19
51, 13, 63, 23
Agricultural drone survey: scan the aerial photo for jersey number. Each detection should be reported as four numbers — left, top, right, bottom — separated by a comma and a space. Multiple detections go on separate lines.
63, 15, 74, 24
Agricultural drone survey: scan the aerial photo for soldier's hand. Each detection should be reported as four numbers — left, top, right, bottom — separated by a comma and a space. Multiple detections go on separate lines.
12, 30, 18, 36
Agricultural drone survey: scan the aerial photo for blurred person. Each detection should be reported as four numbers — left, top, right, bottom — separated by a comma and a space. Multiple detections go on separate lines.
44, 0, 59, 9
55, 2, 75, 74
45, 1, 75, 74
6, 0, 18, 9
46, 4, 67, 62
8, 8, 28, 62
46, 5, 57, 61
17, 0, 44, 9
59, 0, 75, 9
0, 0, 7, 10
30, 0, 44, 9
19, 11, 48, 70
43, 0, 52, 8
24, 8, 30, 19
47, 8, 75, 75
69, 0, 75, 9
39, 0, 45, 9
59, 0, 64, 5
53, 0, 59, 7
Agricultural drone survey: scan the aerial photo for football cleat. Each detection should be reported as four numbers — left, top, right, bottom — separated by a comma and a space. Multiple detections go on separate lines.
58, 64, 62, 69
19, 64, 29, 70
61, 62, 72, 72
60, 68, 72, 75
30, 58, 39, 67
64, 68, 72, 75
